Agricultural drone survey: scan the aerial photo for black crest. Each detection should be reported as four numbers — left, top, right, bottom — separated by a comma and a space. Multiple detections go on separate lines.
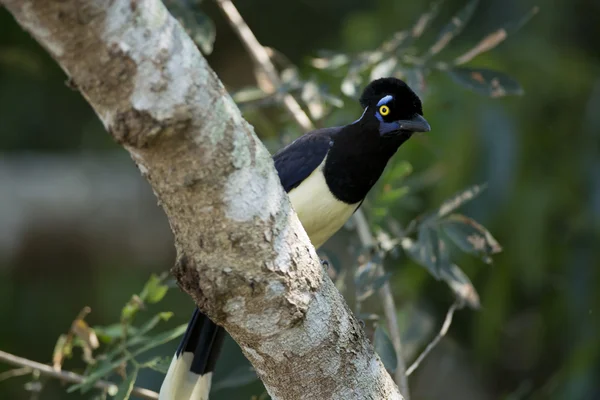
359, 77, 424, 116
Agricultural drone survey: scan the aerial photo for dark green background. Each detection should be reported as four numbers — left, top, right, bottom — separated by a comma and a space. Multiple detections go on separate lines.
1, 0, 598, 399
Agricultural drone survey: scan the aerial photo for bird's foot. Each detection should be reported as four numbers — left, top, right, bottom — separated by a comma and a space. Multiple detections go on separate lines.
320, 259, 330, 270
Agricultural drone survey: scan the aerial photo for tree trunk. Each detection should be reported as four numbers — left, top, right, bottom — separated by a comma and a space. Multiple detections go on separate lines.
1, 1, 402, 398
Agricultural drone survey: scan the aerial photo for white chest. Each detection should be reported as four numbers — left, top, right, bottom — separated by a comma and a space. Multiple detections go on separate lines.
287, 158, 359, 249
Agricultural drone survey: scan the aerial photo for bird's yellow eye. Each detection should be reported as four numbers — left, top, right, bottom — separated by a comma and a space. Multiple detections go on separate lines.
379, 105, 390, 116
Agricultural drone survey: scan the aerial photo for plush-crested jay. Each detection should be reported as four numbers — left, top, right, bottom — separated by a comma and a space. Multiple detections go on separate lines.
158, 77, 430, 400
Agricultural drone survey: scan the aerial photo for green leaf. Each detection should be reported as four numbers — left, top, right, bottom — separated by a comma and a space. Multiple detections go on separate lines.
370, 57, 398, 81
387, 161, 413, 182
453, 6, 539, 65
396, 67, 425, 98
341, 66, 363, 97
137, 312, 174, 338
301, 80, 327, 120
378, 31, 410, 53
310, 52, 350, 70
140, 274, 169, 304
378, 186, 410, 205
447, 68, 524, 97
427, 0, 480, 56
411, 0, 445, 39
232, 86, 270, 104
356, 272, 393, 302
95, 312, 175, 365
356, 313, 381, 322
371, 272, 393, 292
121, 298, 141, 322
158, 311, 174, 321
323, 92, 345, 108
439, 263, 480, 309
94, 324, 131, 344
134, 323, 188, 354
441, 214, 502, 263
212, 365, 259, 391
437, 234, 451, 272
419, 227, 442, 278
503, 6, 540, 36
140, 356, 172, 374
374, 325, 397, 373
453, 29, 509, 66
52, 334, 72, 369
431, 183, 487, 221
402, 227, 450, 280
114, 367, 138, 400
354, 261, 378, 288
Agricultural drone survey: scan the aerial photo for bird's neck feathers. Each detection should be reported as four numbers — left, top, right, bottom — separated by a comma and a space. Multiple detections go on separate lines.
323, 118, 410, 204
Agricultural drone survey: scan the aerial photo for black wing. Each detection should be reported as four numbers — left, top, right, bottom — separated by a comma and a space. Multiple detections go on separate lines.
272, 127, 339, 193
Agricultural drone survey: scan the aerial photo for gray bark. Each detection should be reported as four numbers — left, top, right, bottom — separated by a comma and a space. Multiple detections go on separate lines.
1, 1, 402, 398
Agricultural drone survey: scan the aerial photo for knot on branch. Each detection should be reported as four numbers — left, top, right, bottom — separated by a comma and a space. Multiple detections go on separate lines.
110, 108, 163, 148
110, 104, 193, 148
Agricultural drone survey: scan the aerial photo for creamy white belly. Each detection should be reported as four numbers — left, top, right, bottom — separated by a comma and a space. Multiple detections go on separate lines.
288, 158, 359, 249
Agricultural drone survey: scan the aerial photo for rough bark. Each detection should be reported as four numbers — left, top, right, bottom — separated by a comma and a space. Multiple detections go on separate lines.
1, 1, 403, 399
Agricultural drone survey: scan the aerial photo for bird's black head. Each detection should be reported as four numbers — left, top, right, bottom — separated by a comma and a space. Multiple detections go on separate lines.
358, 77, 430, 136
318, 78, 431, 205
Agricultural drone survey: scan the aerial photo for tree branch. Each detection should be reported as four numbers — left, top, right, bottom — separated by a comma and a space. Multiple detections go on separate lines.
0, 350, 158, 400
1, 1, 402, 398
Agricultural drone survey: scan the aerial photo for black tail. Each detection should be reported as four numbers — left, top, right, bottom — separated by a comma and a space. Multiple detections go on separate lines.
159, 309, 226, 400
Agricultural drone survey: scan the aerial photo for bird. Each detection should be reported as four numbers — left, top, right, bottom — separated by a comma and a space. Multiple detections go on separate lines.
158, 77, 430, 400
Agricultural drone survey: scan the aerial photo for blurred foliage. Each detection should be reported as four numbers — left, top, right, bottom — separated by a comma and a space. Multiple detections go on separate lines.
59, 274, 183, 399
1, 0, 600, 399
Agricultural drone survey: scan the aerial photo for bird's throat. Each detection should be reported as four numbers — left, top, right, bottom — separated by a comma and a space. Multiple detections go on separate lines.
323, 128, 407, 204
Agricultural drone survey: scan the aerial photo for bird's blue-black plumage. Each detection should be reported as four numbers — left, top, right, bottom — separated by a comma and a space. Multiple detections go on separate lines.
273, 127, 339, 193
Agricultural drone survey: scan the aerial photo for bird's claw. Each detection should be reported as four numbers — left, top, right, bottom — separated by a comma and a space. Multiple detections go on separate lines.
320, 259, 330, 270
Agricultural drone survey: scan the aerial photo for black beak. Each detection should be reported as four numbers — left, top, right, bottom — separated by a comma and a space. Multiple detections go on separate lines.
397, 114, 431, 133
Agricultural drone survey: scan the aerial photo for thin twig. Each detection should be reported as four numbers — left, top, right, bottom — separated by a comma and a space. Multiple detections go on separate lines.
0, 366, 32, 382
405, 299, 461, 377
215, 0, 314, 132
353, 209, 376, 248
353, 210, 410, 399
0, 350, 158, 400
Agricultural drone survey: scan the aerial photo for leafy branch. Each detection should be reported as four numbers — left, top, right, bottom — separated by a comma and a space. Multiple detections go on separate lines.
0, 349, 158, 399
0, 274, 188, 400
312, 1, 539, 99
65, 274, 184, 396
